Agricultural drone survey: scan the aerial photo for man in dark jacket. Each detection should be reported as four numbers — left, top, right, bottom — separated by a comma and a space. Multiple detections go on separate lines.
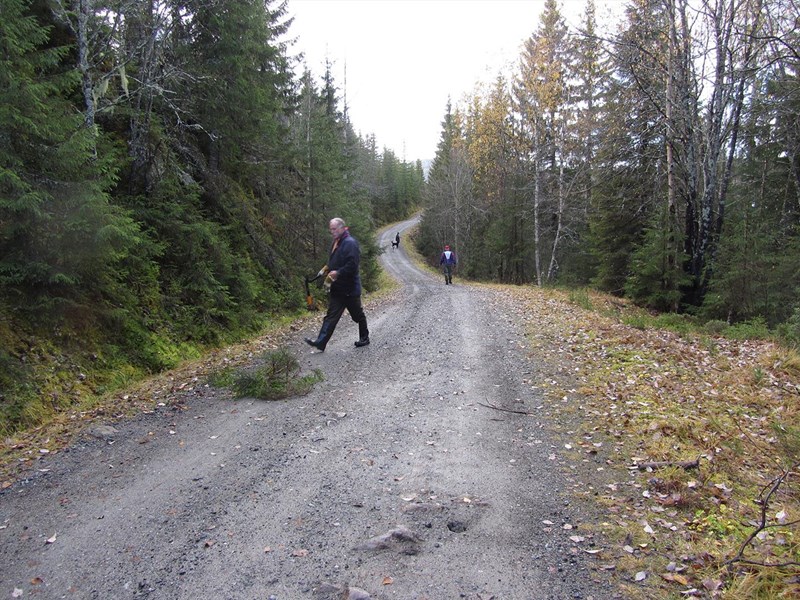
306, 218, 370, 351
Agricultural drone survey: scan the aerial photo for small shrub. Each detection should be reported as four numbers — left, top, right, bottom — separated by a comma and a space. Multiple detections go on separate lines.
652, 312, 697, 335
689, 505, 746, 540
231, 348, 323, 400
727, 316, 772, 341
703, 319, 729, 335
776, 311, 800, 347
622, 314, 650, 330
207, 367, 236, 388
619, 309, 699, 333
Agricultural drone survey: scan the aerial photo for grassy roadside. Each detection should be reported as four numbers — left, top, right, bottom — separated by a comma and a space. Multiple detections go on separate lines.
0, 312, 305, 484
495, 284, 800, 599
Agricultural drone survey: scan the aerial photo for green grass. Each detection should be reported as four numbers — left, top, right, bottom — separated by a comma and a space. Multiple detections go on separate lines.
567, 287, 594, 310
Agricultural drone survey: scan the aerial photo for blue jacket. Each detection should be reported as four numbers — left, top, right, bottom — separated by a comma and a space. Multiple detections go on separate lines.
440, 250, 457, 266
328, 230, 362, 297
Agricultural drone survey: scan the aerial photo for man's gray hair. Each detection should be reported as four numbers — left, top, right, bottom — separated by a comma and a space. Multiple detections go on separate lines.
330, 217, 346, 228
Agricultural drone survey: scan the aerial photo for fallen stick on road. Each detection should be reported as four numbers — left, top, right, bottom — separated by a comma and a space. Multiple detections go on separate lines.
478, 401, 535, 416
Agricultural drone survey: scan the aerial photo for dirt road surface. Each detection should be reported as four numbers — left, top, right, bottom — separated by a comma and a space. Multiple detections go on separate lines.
0, 217, 618, 599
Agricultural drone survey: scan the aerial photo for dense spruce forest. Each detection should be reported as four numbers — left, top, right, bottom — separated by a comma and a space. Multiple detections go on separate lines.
0, 0, 423, 432
1, 0, 799, 435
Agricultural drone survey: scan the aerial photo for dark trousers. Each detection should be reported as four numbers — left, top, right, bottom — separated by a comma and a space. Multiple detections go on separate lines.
443, 265, 453, 284
315, 294, 369, 350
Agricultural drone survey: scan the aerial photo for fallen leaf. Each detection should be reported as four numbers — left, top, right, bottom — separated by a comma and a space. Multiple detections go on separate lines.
46, 533, 57, 544
661, 572, 689, 585
291, 548, 309, 557
382, 576, 394, 585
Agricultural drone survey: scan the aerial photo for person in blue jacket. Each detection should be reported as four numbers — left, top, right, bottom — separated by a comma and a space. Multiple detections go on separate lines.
439, 244, 457, 285
306, 217, 370, 351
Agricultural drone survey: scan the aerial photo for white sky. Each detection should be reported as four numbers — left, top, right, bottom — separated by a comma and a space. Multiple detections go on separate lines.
287, 0, 624, 162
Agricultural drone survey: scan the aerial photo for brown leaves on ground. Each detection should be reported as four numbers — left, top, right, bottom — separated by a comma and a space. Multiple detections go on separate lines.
491, 284, 800, 599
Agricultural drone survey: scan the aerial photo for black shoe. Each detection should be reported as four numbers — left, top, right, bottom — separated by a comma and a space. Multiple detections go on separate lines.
354, 337, 370, 347
305, 338, 324, 351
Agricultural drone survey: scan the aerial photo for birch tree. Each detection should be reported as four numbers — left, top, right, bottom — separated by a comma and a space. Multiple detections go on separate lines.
514, 0, 571, 285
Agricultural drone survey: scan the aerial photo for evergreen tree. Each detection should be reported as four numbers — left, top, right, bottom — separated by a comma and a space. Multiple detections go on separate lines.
419, 101, 472, 266
117, 0, 298, 341
565, 0, 607, 284
0, 0, 141, 317
590, 0, 670, 299
465, 78, 523, 282
625, 206, 691, 311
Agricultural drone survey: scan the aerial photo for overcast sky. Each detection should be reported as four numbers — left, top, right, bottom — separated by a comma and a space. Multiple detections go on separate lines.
287, 0, 623, 162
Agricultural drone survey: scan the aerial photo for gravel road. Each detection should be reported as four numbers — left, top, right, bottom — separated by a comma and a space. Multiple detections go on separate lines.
0, 216, 619, 599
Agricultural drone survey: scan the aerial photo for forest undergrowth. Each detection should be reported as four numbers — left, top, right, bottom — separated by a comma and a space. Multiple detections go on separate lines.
495, 284, 800, 599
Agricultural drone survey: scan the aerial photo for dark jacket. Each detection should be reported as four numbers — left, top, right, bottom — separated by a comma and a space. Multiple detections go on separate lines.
328, 230, 362, 297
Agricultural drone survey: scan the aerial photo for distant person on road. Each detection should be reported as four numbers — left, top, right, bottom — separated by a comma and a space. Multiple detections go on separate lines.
305, 217, 370, 351
439, 244, 457, 285
395, 232, 400, 248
